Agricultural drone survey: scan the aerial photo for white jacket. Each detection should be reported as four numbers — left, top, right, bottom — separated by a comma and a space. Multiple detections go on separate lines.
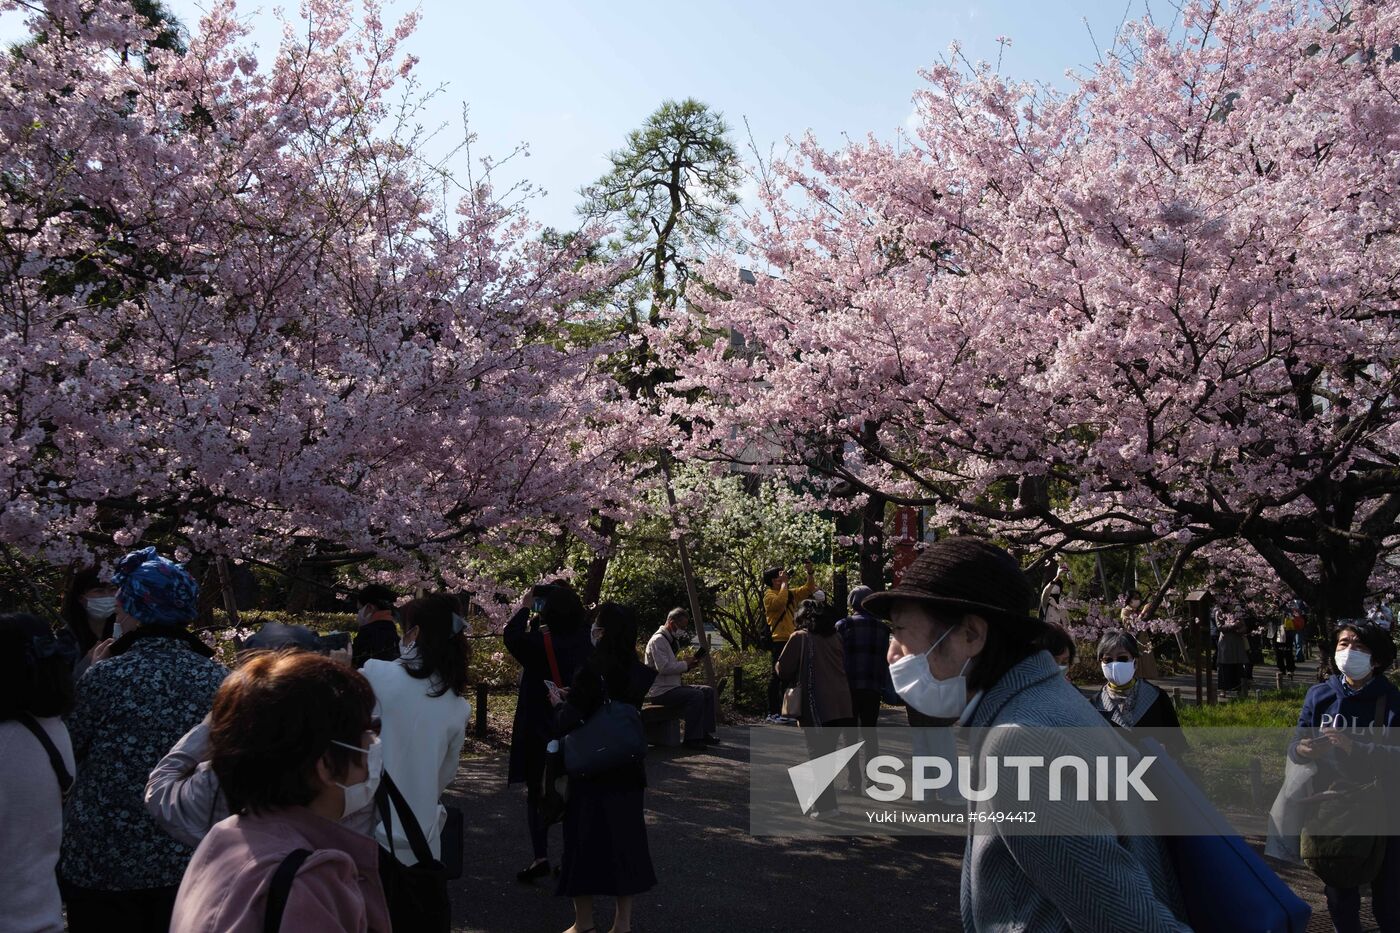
362, 658, 470, 863
644, 627, 688, 698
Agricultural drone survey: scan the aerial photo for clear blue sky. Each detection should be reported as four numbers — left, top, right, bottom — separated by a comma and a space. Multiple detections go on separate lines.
3, 1, 1172, 230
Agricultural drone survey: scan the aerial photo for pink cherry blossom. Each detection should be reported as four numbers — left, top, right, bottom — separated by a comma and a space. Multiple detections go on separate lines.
659, 0, 1400, 620
0, 0, 634, 607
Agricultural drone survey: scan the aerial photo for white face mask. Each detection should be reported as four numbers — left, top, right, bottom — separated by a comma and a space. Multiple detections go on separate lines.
85, 596, 117, 618
889, 626, 972, 718
398, 637, 417, 661
1057, 663, 1070, 674
1336, 648, 1373, 681
1102, 660, 1136, 687
332, 735, 382, 818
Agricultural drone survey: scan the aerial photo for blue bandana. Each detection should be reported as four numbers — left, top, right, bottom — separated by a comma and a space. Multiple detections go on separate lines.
111, 547, 199, 627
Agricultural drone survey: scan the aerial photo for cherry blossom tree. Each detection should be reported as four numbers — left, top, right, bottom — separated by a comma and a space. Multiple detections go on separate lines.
660, 0, 1400, 620
0, 0, 629, 602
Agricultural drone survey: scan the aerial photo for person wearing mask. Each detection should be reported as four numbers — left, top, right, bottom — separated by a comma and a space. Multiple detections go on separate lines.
1215, 612, 1250, 698
143, 623, 352, 848
1292, 620, 1400, 933
61, 567, 118, 678
1271, 611, 1298, 682
864, 537, 1191, 932
1285, 598, 1310, 663
169, 651, 389, 933
504, 581, 593, 883
0, 614, 77, 933
1039, 564, 1070, 628
59, 548, 228, 933
549, 603, 657, 933
836, 585, 891, 790
1090, 629, 1181, 731
762, 561, 818, 724
775, 598, 854, 819
643, 608, 718, 750
1039, 622, 1077, 682
360, 594, 471, 930
351, 584, 400, 669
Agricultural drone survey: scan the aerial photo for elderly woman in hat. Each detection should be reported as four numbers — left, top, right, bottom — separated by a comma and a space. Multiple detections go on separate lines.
863, 537, 1190, 933
59, 548, 228, 933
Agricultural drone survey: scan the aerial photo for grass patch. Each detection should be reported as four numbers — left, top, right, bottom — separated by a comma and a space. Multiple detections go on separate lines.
1177, 686, 1309, 728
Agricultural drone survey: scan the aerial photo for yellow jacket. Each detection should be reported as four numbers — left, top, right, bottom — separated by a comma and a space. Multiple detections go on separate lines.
764, 576, 816, 644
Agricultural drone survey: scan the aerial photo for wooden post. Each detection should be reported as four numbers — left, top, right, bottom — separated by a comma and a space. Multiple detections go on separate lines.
1206, 628, 1217, 706
216, 557, 240, 628
1193, 614, 1204, 706
474, 683, 488, 737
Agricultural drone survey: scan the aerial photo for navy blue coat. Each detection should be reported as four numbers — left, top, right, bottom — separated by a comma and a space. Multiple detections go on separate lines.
1296, 673, 1400, 733
503, 606, 593, 785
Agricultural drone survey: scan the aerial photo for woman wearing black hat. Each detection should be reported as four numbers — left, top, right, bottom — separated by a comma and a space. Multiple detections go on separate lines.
863, 537, 1190, 933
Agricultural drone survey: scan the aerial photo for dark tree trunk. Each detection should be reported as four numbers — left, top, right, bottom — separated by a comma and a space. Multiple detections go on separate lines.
581, 514, 618, 607
1316, 543, 1373, 622
832, 564, 848, 618
859, 493, 887, 589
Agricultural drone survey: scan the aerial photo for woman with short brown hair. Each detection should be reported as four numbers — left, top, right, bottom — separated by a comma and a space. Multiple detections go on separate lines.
170, 651, 390, 933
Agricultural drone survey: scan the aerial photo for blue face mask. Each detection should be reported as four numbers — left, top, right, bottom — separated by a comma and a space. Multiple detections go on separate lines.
888, 626, 972, 718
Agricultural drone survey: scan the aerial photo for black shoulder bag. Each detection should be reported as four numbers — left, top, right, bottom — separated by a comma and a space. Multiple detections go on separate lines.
15, 713, 73, 796
263, 848, 313, 933
1299, 694, 1392, 887
375, 772, 451, 933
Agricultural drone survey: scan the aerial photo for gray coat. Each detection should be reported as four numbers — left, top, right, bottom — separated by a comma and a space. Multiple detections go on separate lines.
959, 651, 1191, 933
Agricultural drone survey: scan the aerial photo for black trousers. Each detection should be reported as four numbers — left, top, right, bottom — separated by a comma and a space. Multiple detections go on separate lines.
845, 688, 883, 785
767, 642, 786, 715
1325, 835, 1400, 933
526, 781, 551, 860
63, 884, 179, 933
802, 719, 857, 814
650, 684, 716, 740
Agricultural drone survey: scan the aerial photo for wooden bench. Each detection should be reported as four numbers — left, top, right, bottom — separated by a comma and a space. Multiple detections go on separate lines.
640, 703, 683, 747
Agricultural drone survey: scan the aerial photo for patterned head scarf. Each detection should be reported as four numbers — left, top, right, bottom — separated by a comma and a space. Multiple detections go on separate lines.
111, 547, 199, 627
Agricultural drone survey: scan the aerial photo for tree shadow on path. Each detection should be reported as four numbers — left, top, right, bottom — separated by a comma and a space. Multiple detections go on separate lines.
446, 724, 965, 933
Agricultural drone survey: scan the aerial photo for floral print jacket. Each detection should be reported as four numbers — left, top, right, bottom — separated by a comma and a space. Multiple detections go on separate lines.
60, 631, 227, 890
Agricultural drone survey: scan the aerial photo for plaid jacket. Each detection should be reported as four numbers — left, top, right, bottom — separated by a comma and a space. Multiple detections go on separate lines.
835, 612, 891, 693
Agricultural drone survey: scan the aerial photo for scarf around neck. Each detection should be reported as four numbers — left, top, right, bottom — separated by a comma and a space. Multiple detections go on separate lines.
1103, 679, 1153, 728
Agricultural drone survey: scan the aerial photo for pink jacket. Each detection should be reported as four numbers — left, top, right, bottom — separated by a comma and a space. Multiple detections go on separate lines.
171, 806, 390, 933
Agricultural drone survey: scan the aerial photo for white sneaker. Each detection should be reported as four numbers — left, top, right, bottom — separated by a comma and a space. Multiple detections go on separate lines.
775, 715, 798, 726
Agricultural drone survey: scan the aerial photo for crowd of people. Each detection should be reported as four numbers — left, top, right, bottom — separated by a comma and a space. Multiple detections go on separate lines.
1, 549, 479, 933
2, 538, 1398, 933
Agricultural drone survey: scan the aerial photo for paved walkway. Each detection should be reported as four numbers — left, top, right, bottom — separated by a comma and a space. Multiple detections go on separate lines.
445, 720, 963, 933
443, 713, 1350, 933
1148, 655, 1323, 705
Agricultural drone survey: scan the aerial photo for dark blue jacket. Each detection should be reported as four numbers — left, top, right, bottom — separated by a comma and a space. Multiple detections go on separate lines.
835, 611, 891, 694
1292, 674, 1400, 780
